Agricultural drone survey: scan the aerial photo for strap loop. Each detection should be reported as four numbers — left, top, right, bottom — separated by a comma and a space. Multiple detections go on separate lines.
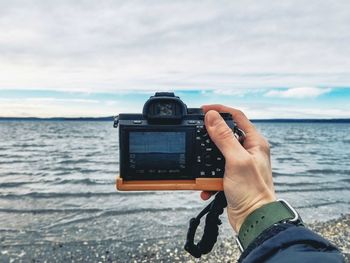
184, 191, 227, 258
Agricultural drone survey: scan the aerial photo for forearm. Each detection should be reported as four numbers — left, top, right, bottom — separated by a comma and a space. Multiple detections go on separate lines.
238, 223, 344, 263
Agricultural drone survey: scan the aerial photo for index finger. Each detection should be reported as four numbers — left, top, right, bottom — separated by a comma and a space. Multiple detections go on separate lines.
201, 104, 256, 133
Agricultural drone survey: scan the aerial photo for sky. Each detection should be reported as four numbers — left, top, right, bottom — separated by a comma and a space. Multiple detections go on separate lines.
0, 1, 349, 118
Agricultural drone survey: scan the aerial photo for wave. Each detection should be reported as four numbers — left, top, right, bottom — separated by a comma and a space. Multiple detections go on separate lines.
12, 144, 51, 148
0, 208, 103, 214
0, 191, 155, 199
340, 178, 350, 183
0, 154, 22, 158
57, 159, 91, 165
276, 157, 299, 162
269, 141, 282, 148
306, 169, 349, 175
56, 159, 118, 166
54, 178, 112, 185
49, 167, 103, 174
272, 171, 290, 177
0, 171, 33, 176
44, 207, 195, 229
0, 207, 190, 216
275, 182, 324, 187
277, 187, 349, 193
296, 201, 350, 209
272, 172, 319, 177
0, 159, 38, 164
0, 182, 31, 187
0, 179, 113, 186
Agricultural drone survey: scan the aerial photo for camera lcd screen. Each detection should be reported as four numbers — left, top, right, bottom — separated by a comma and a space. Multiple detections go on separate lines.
129, 132, 186, 176
130, 132, 185, 153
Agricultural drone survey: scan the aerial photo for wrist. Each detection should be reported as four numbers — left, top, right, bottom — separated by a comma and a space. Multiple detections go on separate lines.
228, 194, 277, 233
235, 200, 275, 232
235, 199, 302, 252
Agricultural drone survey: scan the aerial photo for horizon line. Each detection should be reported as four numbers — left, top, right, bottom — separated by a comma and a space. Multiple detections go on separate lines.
1, 117, 350, 123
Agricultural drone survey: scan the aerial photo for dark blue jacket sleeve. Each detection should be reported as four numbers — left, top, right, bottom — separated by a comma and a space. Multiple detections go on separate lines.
239, 224, 344, 263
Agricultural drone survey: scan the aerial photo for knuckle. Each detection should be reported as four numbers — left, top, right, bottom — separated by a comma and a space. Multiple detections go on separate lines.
234, 109, 247, 120
257, 138, 270, 153
262, 138, 270, 150
235, 109, 244, 116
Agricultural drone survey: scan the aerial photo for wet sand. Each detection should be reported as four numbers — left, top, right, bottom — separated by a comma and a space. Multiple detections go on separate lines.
1, 214, 348, 262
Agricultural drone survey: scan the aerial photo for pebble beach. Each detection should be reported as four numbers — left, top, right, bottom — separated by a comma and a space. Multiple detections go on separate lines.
1, 214, 348, 262
121, 214, 350, 263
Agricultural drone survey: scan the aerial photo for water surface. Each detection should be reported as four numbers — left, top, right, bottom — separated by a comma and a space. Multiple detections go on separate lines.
0, 121, 349, 261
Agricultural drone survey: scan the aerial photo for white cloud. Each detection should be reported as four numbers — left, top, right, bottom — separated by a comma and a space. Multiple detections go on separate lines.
218, 102, 350, 119
0, 1, 349, 92
1, 93, 348, 118
213, 88, 265, 96
256, 106, 350, 119
0, 1, 349, 118
22, 98, 100, 104
264, 87, 332, 99
0, 98, 129, 117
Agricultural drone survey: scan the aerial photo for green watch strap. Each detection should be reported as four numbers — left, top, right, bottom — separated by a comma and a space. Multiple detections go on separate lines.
236, 199, 299, 251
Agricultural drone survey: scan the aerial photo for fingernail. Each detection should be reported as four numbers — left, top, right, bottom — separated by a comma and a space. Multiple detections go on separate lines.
206, 111, 221, 127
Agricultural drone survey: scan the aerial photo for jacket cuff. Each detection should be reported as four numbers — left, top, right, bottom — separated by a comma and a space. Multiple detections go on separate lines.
238, 223, 341, 263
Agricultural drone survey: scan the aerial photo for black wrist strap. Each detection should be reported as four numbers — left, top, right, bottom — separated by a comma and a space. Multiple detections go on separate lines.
184, 191, 227, 258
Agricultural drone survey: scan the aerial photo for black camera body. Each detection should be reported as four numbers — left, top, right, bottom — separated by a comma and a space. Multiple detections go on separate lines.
114, 92, 244, 190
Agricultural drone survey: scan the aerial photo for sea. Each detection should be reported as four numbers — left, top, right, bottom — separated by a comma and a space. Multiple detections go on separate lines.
0, 120, 349, 262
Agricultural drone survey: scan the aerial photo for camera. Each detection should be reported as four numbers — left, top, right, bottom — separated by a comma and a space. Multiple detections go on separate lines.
114, 92, 245, 191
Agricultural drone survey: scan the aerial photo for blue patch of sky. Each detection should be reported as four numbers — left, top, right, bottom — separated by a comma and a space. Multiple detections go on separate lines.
1, 88, 349, 108
319, 88, 350, 100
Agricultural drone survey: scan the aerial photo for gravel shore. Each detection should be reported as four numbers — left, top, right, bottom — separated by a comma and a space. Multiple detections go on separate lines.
1, 214, 349, 262
125, 214, 350, 263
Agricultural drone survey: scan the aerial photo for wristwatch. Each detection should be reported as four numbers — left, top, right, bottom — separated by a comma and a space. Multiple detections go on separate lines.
235, 199, 302, 252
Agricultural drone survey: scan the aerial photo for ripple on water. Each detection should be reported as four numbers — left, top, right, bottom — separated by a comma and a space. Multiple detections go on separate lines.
0, 121, 349, 254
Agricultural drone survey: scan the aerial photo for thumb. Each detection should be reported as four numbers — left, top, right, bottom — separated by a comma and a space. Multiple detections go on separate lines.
205, 110, 245, 159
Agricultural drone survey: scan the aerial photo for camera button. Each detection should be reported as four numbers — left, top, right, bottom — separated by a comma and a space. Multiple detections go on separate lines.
204, 153, 212, 160
204, 154, 213, 167
188, 120, 199, 124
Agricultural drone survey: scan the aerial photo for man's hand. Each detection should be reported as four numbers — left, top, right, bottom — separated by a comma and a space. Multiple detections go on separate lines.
200, 105, 276, 233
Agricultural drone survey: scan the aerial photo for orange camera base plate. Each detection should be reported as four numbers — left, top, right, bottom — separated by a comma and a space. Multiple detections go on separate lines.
116, 177, 223, 191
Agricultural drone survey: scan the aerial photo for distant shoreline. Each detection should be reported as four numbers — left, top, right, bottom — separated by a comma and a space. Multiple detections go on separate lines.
1, 116, 350, 123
